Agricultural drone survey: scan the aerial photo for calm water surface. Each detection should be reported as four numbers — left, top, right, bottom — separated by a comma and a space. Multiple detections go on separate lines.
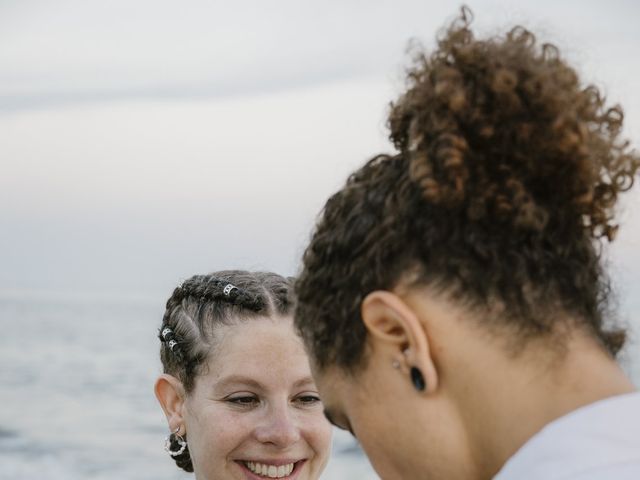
0, 292, 377, 480
2, 291, 639, 479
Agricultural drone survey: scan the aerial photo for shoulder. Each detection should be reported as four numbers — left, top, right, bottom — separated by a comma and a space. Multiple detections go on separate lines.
563, 462, 640, 480
494, 392, 640, 480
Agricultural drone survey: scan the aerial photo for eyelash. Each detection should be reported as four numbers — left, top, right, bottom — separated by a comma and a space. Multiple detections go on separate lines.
325, 412, 355, 437
337, 422, 356, 438
295, 395, 321, 406
225, 394, 321, 408
227, 395, 260, 407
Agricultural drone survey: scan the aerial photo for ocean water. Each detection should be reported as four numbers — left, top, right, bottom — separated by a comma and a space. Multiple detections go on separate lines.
2, 292, 639, 480
0, 292, 378, 480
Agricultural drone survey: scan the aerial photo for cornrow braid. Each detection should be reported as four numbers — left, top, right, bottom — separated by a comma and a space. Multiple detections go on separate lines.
166, 432, 193, 473
157, 270, 295, 474
159, 276, 265, 366
158, 326, 184, 363
172, 275, 266, 312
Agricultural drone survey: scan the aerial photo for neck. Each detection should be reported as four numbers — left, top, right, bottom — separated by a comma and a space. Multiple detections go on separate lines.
450, 328, 636, 479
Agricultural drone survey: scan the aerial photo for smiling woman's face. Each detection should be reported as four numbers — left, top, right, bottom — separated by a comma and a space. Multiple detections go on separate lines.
183, 316, 332, 480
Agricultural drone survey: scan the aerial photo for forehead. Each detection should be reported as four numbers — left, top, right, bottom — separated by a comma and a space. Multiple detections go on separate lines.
204, 316, 311, 378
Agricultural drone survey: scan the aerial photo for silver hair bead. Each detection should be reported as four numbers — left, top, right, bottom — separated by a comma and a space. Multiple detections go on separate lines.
223, 283, 237, 296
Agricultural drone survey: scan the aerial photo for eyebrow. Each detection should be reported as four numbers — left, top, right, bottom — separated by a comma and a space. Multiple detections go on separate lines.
215, 375, 316, 390
292, 376, 316, 388
216, 375, 264, 390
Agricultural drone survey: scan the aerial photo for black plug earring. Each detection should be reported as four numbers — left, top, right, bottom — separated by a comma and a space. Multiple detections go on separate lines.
410, 366, 426, 392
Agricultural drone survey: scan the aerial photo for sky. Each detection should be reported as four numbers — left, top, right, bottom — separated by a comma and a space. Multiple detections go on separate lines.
1, 0, 640, 306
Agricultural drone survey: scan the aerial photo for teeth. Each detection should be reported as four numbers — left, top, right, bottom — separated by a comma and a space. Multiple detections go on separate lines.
245, 461, 295, 478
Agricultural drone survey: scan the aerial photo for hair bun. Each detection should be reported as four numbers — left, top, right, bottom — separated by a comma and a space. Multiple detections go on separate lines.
388, 8, 639, 240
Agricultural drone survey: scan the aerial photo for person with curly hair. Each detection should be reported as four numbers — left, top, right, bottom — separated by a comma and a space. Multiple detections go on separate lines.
294, 7, 640, 480
154, 271, 332, 480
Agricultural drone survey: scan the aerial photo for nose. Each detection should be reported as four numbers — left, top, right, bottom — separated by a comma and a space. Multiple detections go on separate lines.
254, 403, 301, 447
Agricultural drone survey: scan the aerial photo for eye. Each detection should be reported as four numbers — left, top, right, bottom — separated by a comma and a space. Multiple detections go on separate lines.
226, 395, 260, 408
294, 393, 322, 407
336, 422, 356, 438
324, 409, 355, 437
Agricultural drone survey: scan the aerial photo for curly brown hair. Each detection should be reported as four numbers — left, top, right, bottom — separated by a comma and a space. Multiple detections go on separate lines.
294, 7, 639, 372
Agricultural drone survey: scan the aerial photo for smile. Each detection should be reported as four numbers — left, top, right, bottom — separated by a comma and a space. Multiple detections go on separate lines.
241, 460, 301, 478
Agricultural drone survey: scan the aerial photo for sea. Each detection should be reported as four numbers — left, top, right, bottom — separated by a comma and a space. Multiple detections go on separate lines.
0, 291, 378, 480
2, 291, 638, 480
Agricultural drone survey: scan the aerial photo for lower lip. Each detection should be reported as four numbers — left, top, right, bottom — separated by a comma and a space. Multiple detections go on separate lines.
236, 460, 306, 480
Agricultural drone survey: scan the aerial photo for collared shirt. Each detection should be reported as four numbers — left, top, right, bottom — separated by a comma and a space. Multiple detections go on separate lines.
494, 391, 640, 479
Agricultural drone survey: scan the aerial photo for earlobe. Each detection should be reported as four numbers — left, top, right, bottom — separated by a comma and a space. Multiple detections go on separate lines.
154, 374, 186, 431
361, 290, 439, 394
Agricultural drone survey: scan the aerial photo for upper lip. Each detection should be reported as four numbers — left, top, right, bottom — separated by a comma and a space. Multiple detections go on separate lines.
239, 459, 303, 466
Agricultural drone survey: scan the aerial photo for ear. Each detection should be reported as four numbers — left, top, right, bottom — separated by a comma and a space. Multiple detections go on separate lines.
361, 290, 438, 393
154, 374, 186, 434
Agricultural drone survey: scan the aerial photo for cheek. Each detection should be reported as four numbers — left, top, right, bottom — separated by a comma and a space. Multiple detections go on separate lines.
349, 406, 406, 477
354, 419, 385, 457
187, 408, 255, 462
300, 411, 333, 461
355, 431, 403, 480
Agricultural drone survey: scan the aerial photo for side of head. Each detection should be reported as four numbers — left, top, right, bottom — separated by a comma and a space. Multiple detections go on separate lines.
154, 271, 332, 479
295, 8, 638, 480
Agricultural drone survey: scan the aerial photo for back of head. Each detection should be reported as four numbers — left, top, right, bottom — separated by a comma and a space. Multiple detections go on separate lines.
295, 8, 639, 372
158, 270, 293, 472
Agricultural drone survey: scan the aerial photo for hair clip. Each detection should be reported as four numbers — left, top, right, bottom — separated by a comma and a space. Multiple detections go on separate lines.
223, 283, 238, 296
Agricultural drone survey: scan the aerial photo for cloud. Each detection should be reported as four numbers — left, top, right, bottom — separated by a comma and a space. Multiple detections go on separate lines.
1, 0, 639, 296
4, 0, 638, 111
0, 77, 394, 292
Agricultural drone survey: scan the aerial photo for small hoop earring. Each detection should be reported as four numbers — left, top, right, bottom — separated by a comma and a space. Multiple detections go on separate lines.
164, 426, 188, 457
392, 359, 401, 369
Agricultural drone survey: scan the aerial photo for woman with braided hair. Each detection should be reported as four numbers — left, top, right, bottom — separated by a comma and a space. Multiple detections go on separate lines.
154, 270, 332, 480
294, 7, 640, 480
